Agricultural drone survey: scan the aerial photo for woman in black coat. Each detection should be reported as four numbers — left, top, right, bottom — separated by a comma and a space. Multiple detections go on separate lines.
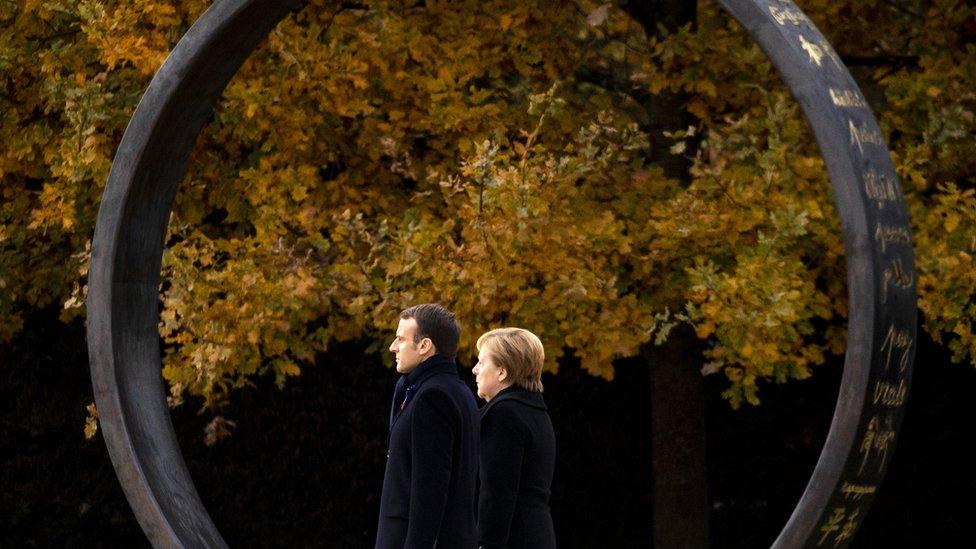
473, 328, 556, 549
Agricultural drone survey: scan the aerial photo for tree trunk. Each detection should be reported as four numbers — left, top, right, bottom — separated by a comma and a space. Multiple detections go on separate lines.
621, 2, 707, 545
644, 326, 710, 548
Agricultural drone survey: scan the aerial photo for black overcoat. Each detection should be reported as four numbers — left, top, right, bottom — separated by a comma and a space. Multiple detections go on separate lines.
477, 385, 556, 549
376, 354, 479, 549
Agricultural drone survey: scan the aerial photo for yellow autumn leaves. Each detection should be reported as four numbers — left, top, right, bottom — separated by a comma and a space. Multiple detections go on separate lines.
1, 1, 974, 417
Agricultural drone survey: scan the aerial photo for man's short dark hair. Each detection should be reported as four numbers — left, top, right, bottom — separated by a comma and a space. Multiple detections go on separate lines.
400, 303, 461, 358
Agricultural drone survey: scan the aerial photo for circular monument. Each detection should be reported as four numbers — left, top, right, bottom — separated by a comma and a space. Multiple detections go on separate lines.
86, 1, 918, 547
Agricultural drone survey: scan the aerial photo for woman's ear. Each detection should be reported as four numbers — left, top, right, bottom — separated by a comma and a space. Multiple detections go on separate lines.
498, 368, 508, 382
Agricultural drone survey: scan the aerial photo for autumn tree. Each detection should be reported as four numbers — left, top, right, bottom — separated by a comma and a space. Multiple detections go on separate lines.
2, 0, 974, 545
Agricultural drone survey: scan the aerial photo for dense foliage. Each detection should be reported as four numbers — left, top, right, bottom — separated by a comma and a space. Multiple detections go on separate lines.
1, 0, 973, 424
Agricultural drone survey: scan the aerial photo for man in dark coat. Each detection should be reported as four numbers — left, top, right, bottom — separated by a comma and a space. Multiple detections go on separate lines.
375, 303, 479, 549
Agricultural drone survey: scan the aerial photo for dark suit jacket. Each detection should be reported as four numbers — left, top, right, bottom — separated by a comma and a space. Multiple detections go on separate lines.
376, 354, 479, 549
477, 386, 556, 549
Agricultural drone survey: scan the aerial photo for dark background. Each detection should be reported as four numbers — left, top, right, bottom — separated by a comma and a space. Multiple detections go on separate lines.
2, 307, 973, 547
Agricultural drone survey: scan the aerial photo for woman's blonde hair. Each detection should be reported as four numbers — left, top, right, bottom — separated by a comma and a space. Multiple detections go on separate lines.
476, 327, 545, 393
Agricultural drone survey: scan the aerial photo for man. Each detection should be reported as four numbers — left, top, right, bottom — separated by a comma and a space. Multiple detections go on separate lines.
375, 303, 479, 549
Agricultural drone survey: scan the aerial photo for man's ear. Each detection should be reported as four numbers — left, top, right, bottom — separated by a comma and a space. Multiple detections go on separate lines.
418, 337, 434, 355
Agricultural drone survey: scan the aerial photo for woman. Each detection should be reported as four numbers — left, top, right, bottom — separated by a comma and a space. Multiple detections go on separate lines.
473, 328, 556, 549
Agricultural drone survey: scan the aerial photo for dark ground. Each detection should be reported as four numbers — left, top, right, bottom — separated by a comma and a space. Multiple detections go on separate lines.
2, 308, 973, 547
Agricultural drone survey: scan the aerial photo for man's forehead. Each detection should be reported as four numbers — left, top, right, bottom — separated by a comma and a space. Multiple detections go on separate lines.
396, 317, 418, 335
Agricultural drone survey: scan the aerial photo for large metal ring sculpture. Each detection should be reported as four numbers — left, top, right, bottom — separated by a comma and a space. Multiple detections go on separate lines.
87, 1, 917, 547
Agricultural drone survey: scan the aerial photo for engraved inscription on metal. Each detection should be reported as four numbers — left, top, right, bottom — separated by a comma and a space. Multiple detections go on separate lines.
87, 0, 917, 547
716, 2, 917, 548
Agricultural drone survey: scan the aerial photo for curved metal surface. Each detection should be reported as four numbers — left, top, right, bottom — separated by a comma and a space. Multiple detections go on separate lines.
87, 0, 916, 547
87, 1, 303, 547
715, 2, 917, 547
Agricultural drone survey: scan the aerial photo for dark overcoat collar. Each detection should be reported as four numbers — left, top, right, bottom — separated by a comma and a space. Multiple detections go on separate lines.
405, 353, 458, 386
482, 384, 547, 416
390, 354, 459, 430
